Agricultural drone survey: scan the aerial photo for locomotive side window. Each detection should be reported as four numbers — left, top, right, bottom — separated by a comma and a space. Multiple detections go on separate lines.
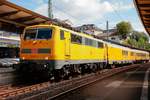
85, 38, 92, 46
60, 30, 65, 40
84, 37, 103, 48
71, 34, 82, 44
92, 40, 97, 47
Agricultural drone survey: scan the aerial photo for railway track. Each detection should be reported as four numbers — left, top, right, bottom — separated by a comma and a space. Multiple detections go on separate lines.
0, 64, 141, 100
0, 68, 17, 86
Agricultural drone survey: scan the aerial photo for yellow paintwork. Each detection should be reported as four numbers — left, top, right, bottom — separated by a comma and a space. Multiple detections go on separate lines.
20, 24, 149, 64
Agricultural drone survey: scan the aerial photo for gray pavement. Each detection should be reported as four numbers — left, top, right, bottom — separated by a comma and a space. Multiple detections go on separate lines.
0, 58, 19, 67
53, 63, 150, 100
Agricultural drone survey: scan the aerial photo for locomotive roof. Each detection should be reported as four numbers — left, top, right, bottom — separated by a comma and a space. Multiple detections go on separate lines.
26, 24, 150, 53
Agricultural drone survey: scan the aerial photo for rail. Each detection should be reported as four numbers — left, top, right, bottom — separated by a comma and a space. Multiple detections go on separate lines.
0, 64, 140, 100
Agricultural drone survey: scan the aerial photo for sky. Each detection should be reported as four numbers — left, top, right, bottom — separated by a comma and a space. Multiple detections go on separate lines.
9, 0, 146, 33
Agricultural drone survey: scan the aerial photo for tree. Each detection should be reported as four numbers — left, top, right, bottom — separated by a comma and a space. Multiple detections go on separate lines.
131, 31, 148, 42
125, 30, 150, 50
116, 21, 133, 39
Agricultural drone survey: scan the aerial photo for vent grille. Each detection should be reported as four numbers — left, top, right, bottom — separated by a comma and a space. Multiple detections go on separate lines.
38, 48, 51, 54
21, 48, 51, 54
21, 49, 31, 53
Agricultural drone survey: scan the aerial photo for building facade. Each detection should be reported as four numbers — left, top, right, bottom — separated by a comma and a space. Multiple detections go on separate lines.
75, 24, 104, 36
0, 31, 20, 47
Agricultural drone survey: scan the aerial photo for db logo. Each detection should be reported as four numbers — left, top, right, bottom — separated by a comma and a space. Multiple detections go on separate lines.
32, 48, 38, 53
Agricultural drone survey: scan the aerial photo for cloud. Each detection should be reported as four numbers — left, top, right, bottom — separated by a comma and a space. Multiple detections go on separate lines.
31, 0, 44, 5
35, 3, 48, 16
34, 0, 134, 26
112, 1, 134, 11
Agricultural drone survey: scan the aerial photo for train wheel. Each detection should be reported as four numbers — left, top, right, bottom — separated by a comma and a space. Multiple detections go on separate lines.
111, 64, 115, 69
61, 66, 70, 80
53, 70, 61, 82
91, 64, 97, 73
103, 62, 107, 69
81, 65, 86, 75
99, 63, 104, 70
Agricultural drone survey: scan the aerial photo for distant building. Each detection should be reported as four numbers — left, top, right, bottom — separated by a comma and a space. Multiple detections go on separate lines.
52, 18, 73, 28
62, 19, 73, 26
0, 31, 20, 47
102, 28, 122, 43
75, 24, 104, 36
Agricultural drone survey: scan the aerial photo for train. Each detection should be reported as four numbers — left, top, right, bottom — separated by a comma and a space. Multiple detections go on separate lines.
18, 24, 149, 80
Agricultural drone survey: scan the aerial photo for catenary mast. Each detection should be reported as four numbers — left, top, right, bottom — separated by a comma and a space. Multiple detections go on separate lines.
48, 0, 53, 19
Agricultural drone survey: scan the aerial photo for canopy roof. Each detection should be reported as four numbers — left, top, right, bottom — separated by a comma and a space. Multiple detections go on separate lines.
0, 0, 51, 33
134, 0, 150, 35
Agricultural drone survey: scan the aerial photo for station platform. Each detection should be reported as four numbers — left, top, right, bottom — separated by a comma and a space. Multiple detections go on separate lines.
0, 58, 19, 67
54, 63, 150, 100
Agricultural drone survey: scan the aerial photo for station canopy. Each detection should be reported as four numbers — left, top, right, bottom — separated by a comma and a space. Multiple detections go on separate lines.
135, 0, 150, 35
0, 0, 51, 33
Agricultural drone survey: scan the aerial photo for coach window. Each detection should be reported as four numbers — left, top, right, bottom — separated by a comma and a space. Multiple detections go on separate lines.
131, 52, 134, 56
85, 38, 89, 45
89, 39, 93, 46
82, 37, 86, 45
98, 42, 104, 48
122, 50, 128, 56
92, 40, 98, 47
60, 30, 65, 40
71, 34, 82, 44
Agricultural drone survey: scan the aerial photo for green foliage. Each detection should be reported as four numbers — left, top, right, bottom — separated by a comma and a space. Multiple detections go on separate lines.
131, 31, 149, 42
125, 31, 150, 50
115, 21, 150, 50
116, 21, 133, 39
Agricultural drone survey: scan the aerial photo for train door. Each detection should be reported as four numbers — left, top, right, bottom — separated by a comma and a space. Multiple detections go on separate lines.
104, 44, 109, 66
64, 31, 70, 59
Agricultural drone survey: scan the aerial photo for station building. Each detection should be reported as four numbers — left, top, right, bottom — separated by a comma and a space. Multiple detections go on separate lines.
0, 31, 20, 58
0, 31, 20, 47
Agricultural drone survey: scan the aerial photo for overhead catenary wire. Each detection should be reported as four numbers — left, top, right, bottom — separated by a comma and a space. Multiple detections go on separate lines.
108, 1, 125, 21
13, 0, 126, 28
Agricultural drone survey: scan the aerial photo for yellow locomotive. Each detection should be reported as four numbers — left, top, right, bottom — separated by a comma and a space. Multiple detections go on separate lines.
19, 24, 149, 79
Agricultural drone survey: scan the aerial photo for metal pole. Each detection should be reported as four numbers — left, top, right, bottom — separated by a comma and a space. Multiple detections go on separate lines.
106, 21, 109, 40
48, 0, 53, 19
106, 21, 109, 67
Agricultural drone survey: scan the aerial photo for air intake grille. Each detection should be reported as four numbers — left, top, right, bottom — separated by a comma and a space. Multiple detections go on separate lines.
21, 49, 31, 53
21, 48, 51, 54
38, 48, 51, 54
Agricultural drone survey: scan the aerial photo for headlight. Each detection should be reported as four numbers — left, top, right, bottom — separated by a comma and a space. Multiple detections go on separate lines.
45, 57, 49, 60
22, 57, 25, 60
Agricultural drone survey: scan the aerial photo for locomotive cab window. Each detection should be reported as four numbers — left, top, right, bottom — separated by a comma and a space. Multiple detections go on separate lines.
24, 29, 37, 40
24, 28, 52, 40
37, 28, 52, 39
